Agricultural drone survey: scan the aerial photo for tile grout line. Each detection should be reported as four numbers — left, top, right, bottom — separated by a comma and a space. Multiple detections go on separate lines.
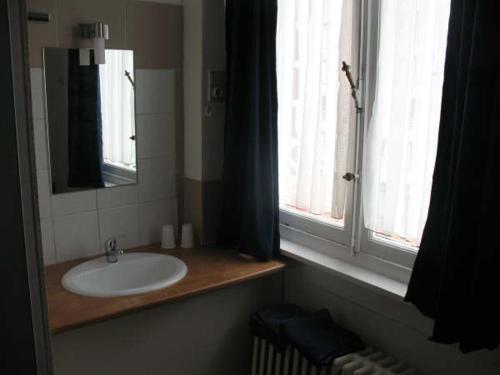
51, 197, 178, 219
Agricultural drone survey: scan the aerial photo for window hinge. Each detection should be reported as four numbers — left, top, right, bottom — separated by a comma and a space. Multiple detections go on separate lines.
342, 172, 359, 182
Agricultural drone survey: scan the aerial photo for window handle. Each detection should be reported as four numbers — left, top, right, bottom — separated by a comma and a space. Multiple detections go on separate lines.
341, 61, 362, 114
124, 70, 135, 89
342, 172, 357, 182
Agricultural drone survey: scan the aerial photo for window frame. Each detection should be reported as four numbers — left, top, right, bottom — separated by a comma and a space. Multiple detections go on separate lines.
354, 0, 418, 269
278, 0, 363, 250
279, 0, 443, 275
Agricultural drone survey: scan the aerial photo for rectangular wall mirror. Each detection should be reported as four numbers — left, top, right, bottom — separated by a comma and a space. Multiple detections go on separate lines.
43, 48, 137, 194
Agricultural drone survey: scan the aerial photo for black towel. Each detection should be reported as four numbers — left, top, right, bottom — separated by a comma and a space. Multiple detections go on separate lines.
284, 309, 366, 366
249, 304, 308, 351
249, 305, 365, 365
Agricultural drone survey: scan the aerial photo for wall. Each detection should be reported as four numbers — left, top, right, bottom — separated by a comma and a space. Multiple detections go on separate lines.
51, 274, 282, 375
28, 0, 184, 264
183, 0, 225, 246
285, 264, 500, 375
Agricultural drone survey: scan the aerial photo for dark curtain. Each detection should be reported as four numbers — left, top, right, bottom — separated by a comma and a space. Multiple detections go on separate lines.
217, 0, 280, 259
405, 0, 500, 352
67, 49, 104, 188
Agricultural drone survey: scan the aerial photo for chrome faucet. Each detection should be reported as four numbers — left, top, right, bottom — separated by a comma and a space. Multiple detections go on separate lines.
104, 238, 124, 263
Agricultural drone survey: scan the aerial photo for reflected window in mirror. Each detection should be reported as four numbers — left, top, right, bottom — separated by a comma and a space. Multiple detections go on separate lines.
100, 50, 136, 181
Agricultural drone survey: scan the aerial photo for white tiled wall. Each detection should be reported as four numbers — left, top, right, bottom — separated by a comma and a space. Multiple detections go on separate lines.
31, 68, 179, 265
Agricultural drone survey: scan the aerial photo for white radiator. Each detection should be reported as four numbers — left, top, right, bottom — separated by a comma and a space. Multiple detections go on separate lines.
251, 337, 418, 375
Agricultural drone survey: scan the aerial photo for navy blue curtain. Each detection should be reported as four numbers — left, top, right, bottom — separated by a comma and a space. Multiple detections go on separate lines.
405, 0, 500, 352
67, 49, 104, 188
218, 0, 280, 259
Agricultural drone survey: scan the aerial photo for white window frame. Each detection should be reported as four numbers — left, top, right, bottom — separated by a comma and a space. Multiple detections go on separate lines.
354, 0, 418, 271
279, 0, 362, 251
279, 0, 443, 280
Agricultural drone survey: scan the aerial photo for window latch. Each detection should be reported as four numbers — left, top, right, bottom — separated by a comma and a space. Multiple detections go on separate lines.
342, 172, 357, 182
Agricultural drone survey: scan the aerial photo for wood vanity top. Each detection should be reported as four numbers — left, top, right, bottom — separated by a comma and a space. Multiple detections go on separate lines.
44, 245, 287, 334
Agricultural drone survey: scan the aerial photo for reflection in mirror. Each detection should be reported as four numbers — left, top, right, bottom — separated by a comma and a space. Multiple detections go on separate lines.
43, 48, 137, 194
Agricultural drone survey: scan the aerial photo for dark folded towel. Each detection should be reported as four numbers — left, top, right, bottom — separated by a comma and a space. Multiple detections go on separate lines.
284, 309, 366, 366
249, 304, 308, 351
249, 305, 365, 365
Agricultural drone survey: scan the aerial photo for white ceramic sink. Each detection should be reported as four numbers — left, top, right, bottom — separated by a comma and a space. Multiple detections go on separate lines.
61, 252, 187, 298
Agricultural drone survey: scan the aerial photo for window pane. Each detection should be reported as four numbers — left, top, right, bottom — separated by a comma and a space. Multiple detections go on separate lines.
277, 0, 355, 226
362, 0, 451, 248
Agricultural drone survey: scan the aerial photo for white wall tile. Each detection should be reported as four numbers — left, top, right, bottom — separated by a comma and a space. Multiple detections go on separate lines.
138, 157, 176, 202
136, 69, 175, 114
36, 169, 52, 219
52, 190, 97, 216
97, 185, 138, 209
137, 113, 176, 159
53, 211, 100, 262
40, 218, 56, 265
138, 199, 178, 245
98, 205, 140, 250
30, 68, 46, 120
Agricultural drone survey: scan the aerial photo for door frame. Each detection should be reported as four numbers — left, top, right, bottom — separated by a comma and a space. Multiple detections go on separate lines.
1, 0, 53, 373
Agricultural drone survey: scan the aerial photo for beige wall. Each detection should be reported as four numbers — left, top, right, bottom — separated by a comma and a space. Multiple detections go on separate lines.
27, 0, 183, 69
52, 274, 282, 375
183, 0, 225, 246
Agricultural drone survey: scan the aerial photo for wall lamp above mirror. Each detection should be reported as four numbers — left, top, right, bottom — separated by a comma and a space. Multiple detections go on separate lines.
43, 48, 137, 195
80, 22, 109, 64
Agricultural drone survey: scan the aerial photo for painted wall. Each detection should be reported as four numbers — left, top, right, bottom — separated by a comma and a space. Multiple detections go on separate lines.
183, 0, 225, 246
183, 0, 225, 182
284, 264, 500, 375
27, 0, 184, 264
51, 274, 282, 375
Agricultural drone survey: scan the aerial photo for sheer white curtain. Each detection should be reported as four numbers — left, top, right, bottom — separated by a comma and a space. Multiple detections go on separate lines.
277, 0, 354, 222
362, 0, 451, 245
99, 50, 136, 169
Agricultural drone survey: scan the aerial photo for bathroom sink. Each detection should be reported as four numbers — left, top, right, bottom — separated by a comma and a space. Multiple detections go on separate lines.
61, 252, 187, 298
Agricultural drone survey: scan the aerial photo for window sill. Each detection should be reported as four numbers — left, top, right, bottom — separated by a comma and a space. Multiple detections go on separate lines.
280, 238, 408, 300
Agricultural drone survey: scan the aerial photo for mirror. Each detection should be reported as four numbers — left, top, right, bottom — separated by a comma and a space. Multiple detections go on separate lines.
43, 48, 137, 194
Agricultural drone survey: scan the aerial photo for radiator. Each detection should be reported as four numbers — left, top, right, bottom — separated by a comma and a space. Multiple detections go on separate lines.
251, 337, 418, 375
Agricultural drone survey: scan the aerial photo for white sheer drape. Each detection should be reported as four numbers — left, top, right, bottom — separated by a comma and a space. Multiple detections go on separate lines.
362, 0, 451, 245
277, 0, 354, 222
99, 50, 136, 169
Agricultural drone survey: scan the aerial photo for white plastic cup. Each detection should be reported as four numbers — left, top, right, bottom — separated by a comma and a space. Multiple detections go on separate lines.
161, 224, 176, 249
180, 223, 194, 248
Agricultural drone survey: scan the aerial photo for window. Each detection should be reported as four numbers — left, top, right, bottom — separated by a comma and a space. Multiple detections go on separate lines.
277, 0, 358, 246
277, 0, 451, 272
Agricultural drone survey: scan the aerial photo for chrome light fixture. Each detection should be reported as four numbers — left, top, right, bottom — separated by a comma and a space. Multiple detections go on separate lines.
80, 22, 109, 64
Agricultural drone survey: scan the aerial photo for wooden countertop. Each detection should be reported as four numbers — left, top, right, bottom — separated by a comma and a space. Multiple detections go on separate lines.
44, 245, 287, 334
